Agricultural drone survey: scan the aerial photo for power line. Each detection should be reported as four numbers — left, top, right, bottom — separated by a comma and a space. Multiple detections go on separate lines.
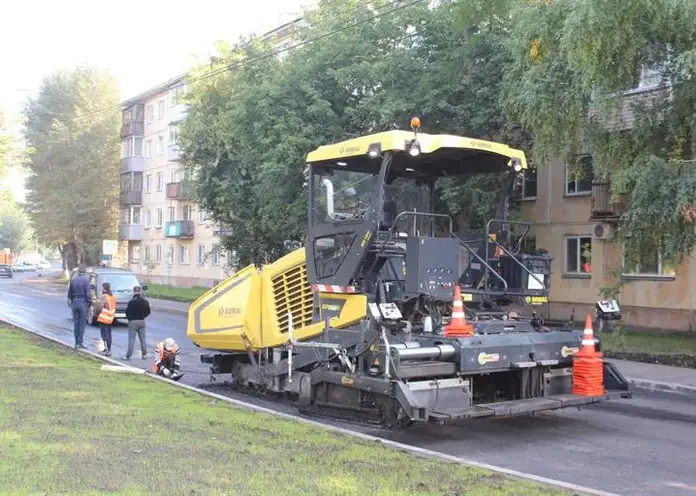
65, 0, 426, 126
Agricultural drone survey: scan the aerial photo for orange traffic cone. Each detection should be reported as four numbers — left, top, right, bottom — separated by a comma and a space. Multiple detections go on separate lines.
444, 286, 474, 337
572, 315, 604, 397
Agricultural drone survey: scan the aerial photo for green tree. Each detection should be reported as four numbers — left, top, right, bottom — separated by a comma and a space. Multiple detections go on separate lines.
22, 67, 121, 270
496, 0, 696, 267
181, 0, 526, 265
0, 190, 29, 253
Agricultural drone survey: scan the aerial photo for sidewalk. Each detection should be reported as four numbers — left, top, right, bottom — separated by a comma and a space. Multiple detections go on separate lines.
149, 297, 190, 315
608, 358, 696, 396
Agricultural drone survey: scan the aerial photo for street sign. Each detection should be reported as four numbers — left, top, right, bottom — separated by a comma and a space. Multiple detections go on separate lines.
100, 255, 112, 262
102, 239, 117, 256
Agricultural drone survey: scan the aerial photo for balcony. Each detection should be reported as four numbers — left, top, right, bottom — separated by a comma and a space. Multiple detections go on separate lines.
120, 156, 144, 173
165, 220, 194, 238
119, 224, 142, 241
590, 182, 626, 221
167, 144, 181, 162
214, 224, 233, 237
121, 121, 144, 138
166, 182, 192, 200
120, 190, 142, 206
121, 103, 145, 138
168, 104, 188, 123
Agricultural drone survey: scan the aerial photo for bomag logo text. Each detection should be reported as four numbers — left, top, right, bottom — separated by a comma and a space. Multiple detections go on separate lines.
218, 306, 242, 317
321, 304, 342, 312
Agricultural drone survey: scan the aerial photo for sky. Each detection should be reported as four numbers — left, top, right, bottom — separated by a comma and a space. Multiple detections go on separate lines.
0, 0, 316, 201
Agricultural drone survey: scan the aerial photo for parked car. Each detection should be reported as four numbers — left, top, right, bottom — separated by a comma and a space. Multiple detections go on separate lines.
36, 260, 51, 271
67, 266, 148, 325
0, 264, 13, 278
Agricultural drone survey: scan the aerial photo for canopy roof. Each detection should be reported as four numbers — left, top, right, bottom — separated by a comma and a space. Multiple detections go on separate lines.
306, 130, 528, 175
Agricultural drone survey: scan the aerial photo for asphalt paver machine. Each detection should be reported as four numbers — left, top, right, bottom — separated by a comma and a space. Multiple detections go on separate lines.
188, 122, 631, 427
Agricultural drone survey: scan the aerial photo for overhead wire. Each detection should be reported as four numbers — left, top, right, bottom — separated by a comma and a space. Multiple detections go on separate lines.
59, 0, 426, 127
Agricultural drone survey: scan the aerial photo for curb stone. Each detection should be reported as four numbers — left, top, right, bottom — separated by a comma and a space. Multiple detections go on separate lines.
628, 377, 696, 397
0, 316, 619, 496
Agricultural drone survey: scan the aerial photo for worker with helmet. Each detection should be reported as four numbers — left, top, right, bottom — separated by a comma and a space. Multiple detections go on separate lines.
153, 338, 184, 381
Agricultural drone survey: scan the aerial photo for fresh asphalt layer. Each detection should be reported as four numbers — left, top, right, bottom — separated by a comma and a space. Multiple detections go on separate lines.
4, 273, 696, 496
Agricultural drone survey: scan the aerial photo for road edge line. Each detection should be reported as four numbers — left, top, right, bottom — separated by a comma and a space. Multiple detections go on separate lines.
0, 317, 620, 496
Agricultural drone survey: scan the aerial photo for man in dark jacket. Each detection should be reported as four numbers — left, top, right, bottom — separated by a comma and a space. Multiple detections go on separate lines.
67, 264, 91, 349
123, 285, 151, 360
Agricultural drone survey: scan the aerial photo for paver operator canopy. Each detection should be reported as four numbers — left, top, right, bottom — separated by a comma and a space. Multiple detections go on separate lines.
305, 118, 539, 309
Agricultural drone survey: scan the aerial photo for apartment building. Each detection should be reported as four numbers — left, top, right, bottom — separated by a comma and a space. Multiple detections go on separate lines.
519, 66, 696, 331
118, 18, 303, 288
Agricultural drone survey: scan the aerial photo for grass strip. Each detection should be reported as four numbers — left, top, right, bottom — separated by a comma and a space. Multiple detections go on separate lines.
143, 282, 207, 303
0, 326, 574, 496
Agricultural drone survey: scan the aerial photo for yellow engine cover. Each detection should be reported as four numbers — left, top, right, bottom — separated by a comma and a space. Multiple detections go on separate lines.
187, 248, 367, 352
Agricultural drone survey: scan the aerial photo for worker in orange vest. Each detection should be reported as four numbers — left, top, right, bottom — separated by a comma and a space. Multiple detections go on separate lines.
153, 338, 184, 381
97, 282, 117, 356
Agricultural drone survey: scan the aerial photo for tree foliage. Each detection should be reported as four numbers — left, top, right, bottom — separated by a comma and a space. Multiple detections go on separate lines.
23, 67, 121, 269
0, 189, 30, 253
496, 0, 696, 266
180, 0, 527, 265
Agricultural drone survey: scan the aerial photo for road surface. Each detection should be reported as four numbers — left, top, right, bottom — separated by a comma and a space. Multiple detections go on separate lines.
3, 272, 696, 496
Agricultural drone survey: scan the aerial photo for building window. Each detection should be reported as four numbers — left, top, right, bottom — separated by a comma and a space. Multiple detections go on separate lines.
182, 205, 192, 221
156, 172, 163, 192
131, 207, 142, 225
144, 209, 151, 228
197, 244, 205, 265
565, 155, 593, 196
227, 249, 238, 267
169, 85, 185, 106
145, 140, 152, 158
121, 137, 143, 158
147, 104, 154, 124
565, 236, 592, 274
166, 245, 174, 264
179, 245, 190, 265
157, 134, 165, 155
144, 245, 151, 261
158, 99, 165, 120
521, 168, 537, 199
622, 239, 675, 276
155, 244, 162, 262
145, 174, 151, 193
212, 247, 220, 266
168, 125, 179, 146
156, 208, 163, 228
167, 206, 175, 222
198, 209, 207, 224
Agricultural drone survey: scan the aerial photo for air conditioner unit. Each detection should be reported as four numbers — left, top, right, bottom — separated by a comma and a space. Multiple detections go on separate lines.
593, 222, 616, 240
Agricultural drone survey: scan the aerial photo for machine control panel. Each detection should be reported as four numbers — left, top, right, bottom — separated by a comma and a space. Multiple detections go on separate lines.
405, 237, 461, 300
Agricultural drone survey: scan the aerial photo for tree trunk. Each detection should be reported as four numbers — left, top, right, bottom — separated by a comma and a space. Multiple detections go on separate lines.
64, 241, 78, 271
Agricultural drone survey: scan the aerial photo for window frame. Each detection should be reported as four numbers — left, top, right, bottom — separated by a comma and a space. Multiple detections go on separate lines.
156, 172, 163, 192
179, 245, 190, 265
565, 155, 594, 197
155, 208, 163, 228
564, 235, 593, 276
146, 104, 154, 124
621, 241, 676, 278
520, 168, 537, 200
144, 209, 151, 229
145, 174, 151, 193
155, 244, 162, 262
158, 99, 165, 120
197, 244, 206, 265
157, 134, 165, 155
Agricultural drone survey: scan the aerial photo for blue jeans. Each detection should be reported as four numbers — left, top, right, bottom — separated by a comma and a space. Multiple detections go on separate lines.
71, 300, 89, 346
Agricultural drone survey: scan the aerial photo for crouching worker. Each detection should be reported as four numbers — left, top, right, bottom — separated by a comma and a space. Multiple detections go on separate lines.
153, 338, 184, 381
